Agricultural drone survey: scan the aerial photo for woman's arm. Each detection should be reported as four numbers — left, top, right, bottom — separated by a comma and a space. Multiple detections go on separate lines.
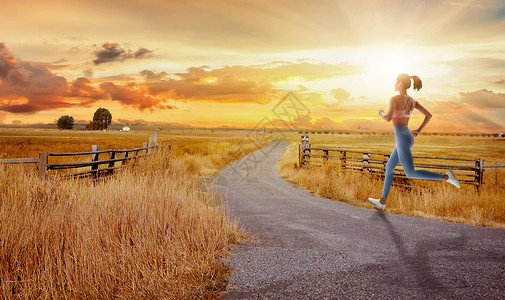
379, 97, 395, 122
411, 101, 432, 137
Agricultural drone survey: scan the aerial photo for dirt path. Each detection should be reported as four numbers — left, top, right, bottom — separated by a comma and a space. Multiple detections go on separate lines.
214, 142, 505, 299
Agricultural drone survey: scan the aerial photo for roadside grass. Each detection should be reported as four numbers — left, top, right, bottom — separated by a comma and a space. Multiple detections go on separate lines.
278, 142, 505, 228
0, 130, 269, 299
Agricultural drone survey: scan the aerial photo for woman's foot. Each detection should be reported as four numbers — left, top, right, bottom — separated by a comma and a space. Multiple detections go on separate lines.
445, 169, 460, 188
368, 198, 386, 211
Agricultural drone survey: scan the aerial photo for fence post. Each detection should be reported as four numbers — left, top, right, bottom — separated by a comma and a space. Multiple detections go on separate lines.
133, 149, 139, 163
38, 152, 49, 178
340, 151, 347, 170
148, 135, 152, 154
143, 142, 148, 155
121, 151, 129, 166
108, 150, 115, 175
323, 150, 329, 164
476, 158, 484, 190
91, 145, 99, 178
383, 154, 390, 175
301, 135, 310, 167
153, 130, 158, 147
298, 143, 302, 168
303, 144, 311, 167
363, 153, 370, 172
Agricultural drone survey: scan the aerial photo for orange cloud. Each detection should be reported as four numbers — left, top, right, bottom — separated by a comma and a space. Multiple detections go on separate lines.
458, 89, 505, 109
425, 89, 505, 132
99, 82, 176, 111
139, 61, 361, 104
0, 43, 175, 113
0, 43, 73, 113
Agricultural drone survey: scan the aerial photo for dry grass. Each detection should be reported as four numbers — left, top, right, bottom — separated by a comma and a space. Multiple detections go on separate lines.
0, 130, 270, 299
278, 142, 505, 228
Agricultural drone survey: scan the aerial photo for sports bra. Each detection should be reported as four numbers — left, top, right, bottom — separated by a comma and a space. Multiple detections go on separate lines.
393, 94, 415, 118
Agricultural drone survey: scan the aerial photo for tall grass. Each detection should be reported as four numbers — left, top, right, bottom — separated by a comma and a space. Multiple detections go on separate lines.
278, 143, 505, 228
0, 134, 268, 299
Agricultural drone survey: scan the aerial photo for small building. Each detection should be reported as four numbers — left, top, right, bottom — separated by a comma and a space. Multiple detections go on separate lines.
121, 126, 131, 132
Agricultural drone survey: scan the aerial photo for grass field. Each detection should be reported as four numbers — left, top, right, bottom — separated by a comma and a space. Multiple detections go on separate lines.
1, 128, 504, 298
0, 128, 270, 299
276, 133, 505, 228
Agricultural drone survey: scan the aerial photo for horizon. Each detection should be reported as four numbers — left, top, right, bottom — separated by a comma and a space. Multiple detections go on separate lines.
1, 0, 505, 132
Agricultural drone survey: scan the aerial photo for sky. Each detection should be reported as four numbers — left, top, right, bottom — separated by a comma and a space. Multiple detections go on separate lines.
1, 0, 505, 132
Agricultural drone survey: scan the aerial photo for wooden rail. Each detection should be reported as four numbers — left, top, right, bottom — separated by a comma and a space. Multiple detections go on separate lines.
1, 131, 162, 179
299, 143, 489, 189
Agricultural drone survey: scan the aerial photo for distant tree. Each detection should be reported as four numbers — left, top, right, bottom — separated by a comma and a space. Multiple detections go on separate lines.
86, 120, 107, 130
57, 115, 74, 130
92, 107, 112, 129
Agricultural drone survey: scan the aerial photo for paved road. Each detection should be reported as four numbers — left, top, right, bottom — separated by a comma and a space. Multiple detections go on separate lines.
214, 142, 505, 299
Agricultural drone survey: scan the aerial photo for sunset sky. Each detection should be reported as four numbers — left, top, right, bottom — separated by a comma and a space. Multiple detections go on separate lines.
1, 0, 505, 132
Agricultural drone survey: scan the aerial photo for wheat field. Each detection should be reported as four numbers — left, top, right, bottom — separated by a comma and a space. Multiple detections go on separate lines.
0, 128, 269, 299
1, 128, 504, 298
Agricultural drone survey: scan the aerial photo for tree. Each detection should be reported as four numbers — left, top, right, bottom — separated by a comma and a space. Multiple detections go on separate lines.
92, 107, 112, 129
57, 115, 74, 130
86, 121, 107, 130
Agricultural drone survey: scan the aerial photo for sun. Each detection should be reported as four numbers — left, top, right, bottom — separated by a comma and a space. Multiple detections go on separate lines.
364, 48, 420, 83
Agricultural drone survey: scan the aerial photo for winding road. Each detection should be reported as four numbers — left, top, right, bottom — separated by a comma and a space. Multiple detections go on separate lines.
214, 142, 505, 299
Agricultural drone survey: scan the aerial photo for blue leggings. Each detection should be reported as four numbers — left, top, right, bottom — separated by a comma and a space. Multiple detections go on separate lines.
381, 125, 443, 199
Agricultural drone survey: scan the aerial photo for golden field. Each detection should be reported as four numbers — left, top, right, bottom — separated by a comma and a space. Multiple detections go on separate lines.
1, 127, 504, 299
0, 128, 269, 299
276, 132, 505, 228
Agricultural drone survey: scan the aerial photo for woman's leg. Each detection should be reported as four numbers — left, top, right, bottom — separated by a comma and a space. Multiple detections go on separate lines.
396, 130, 444, 181
381, 146, 400, 201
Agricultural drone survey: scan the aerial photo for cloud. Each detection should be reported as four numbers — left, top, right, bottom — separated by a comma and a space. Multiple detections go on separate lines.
0, 43, 17, 77
83, 68, 94, 78
99, 82, 177, 111
289, 115, 339, 129
331, 88, 351, 104
0, 111, 7, 124
425, 89, 505, 131
92, 43, 153, 65
70, 77, 106, 100
139, 61, 361, 104
448, 1, 484, 9
141, 68, 275, 104
115, 118, 190, 128
458, 89, 505, 109
287, 114, 389, 131
205, 61, 363, 82
494, 79, 505, 84
0, 43, 175, 113
0, 43, 74, 113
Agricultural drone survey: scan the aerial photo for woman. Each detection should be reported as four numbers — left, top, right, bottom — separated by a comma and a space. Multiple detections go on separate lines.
368, 73, 460, 211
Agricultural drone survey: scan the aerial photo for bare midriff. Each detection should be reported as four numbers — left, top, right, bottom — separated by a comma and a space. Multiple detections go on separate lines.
392, 117, 409, 126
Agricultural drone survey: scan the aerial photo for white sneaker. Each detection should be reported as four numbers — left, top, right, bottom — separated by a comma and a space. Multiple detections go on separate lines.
445, 169, 460, 188
368, 198, 386, 211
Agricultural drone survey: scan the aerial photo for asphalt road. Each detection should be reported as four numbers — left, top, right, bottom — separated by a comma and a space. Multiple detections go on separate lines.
214, 141, 505, 299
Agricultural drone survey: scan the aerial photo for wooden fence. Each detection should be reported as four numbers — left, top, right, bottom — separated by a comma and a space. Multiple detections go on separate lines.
298, 141, 499, 190
0, 132, 161, 179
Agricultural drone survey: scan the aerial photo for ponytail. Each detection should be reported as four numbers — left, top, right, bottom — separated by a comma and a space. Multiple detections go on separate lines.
396, 73, 423, 91
409, 75, 423, 91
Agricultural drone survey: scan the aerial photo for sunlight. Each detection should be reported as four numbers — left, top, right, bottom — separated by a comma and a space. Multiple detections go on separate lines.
363, 48, 421, 83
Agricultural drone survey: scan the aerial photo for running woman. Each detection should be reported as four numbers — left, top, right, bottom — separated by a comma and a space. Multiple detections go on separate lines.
368, 73, 460, 211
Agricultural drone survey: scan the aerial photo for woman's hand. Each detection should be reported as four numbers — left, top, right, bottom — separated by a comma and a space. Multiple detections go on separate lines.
411, 129, 420, 137
378, 108, 385, 117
